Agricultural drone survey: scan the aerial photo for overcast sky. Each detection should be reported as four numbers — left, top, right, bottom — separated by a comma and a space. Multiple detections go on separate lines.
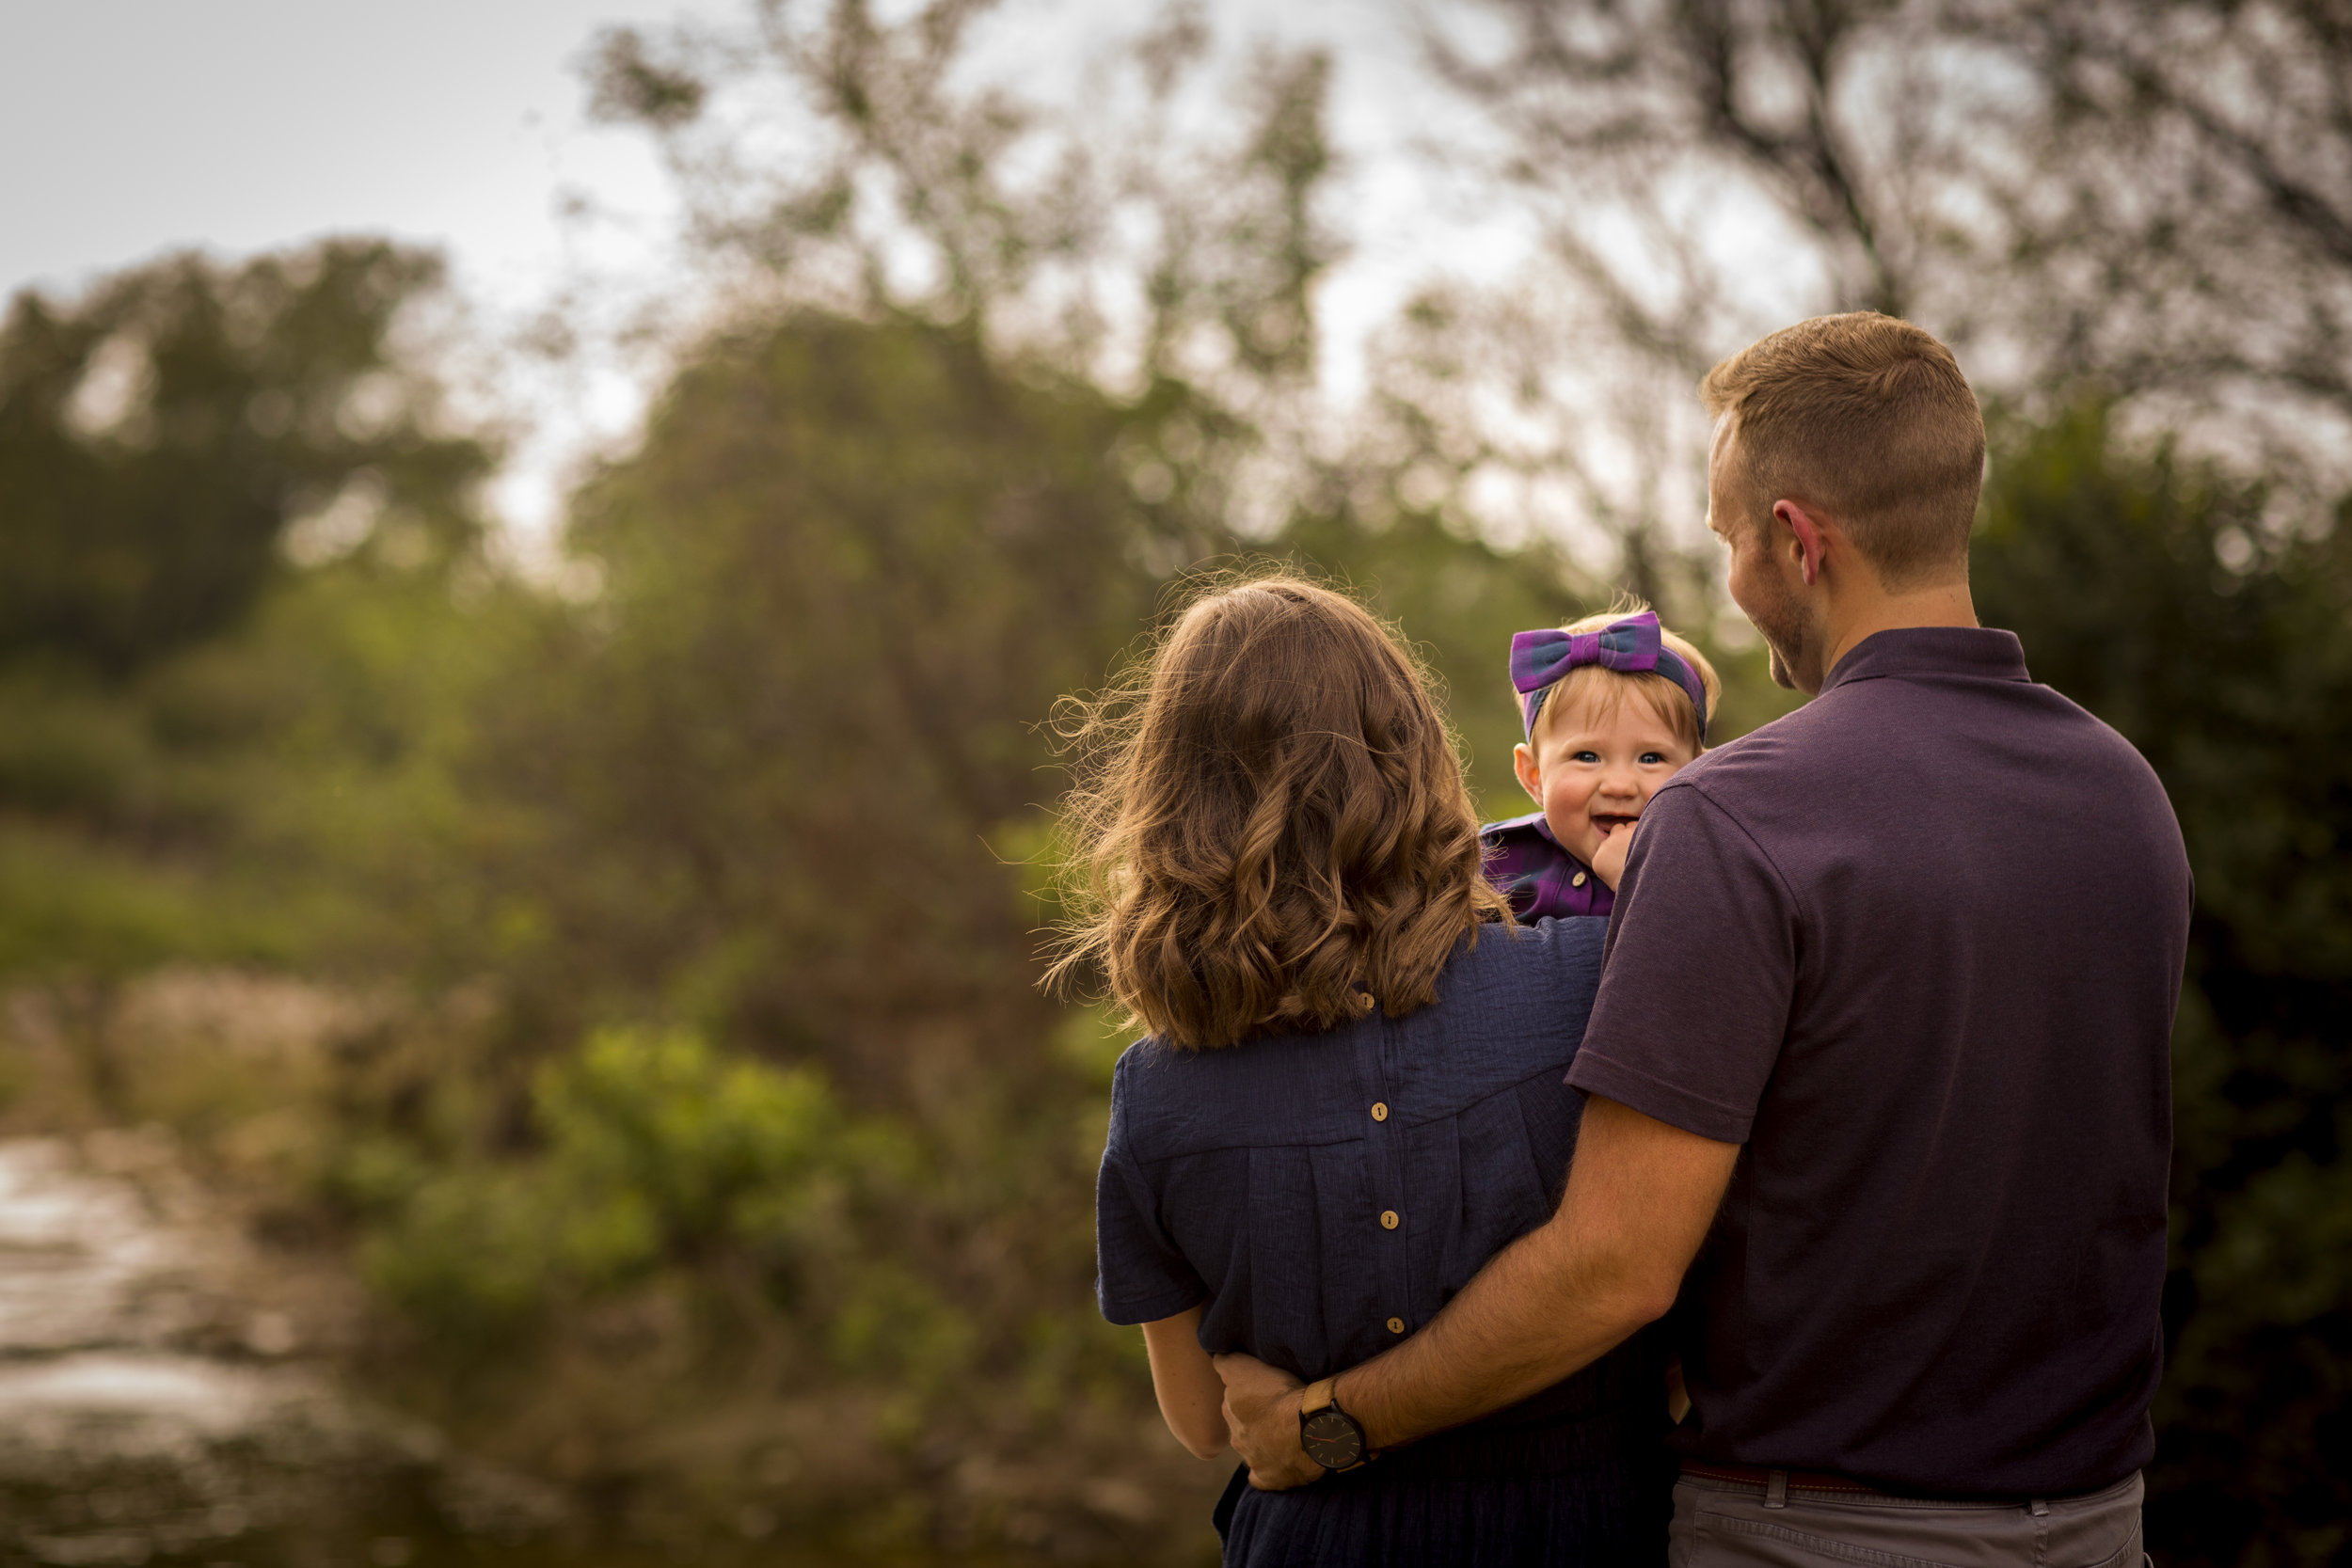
0, 0, 704, 307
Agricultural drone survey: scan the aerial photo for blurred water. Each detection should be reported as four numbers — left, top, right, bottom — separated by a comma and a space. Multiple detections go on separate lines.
0, 1137, 579, 1568
0, 1135, 1083, 1568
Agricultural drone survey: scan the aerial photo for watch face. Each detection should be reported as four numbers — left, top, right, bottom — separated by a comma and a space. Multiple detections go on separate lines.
1300, 1409, 1365, 1470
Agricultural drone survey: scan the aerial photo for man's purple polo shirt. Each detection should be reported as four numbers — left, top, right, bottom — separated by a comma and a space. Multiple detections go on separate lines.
1569, 626, 2190, 1497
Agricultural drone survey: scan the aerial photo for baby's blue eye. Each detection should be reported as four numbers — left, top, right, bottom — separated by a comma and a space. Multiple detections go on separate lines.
1641, 752, 1666, 765
1572, 750, 1600, 763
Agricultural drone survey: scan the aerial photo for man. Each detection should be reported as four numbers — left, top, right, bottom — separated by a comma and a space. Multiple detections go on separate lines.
1217, 313, 2189, 1563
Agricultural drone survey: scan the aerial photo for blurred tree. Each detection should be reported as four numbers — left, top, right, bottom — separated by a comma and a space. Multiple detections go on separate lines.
583, 0, 1342, 509
0, 241, 491, 679
1405, 0, 2352, 597
0, 240, 498, 866
471, 312, 1207, 1093
500, 0, 1349, 1078
1429, 0, 2352, 430
1975, 405, 2352, 1568
0, 240, 501, 1112
1955, 0, 2352, 428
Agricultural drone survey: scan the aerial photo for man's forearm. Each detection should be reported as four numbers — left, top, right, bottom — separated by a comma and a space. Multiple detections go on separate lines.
1333, 1207, 1658, 1449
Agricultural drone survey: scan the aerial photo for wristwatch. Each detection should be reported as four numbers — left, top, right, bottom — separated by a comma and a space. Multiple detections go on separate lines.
1297, 1377, 1371, 1472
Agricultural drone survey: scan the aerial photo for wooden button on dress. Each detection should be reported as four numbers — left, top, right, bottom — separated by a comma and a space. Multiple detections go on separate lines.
1380, 1210, 1400, 1230
1371, 1102, 1389, 1122
1387, 1317, 1406, 1335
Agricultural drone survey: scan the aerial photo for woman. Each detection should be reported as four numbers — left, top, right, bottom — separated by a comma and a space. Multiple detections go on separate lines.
1053, 577, 1668, 1565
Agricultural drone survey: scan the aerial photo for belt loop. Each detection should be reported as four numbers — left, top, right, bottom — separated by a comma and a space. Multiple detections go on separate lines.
2031, 1498, 2050, 1517
1765, 1471, 1789, 1510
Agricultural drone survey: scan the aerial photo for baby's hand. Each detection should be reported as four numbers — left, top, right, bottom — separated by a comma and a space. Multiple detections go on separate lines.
1590, 821, 1636, 890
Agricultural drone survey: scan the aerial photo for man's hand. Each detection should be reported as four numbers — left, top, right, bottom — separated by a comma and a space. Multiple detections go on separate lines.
1590, 820, 1637, 890
1212, 1353, 1322, 1490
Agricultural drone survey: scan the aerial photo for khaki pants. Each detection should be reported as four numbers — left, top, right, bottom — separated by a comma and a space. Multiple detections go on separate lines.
1668, 1470, 2146, 1568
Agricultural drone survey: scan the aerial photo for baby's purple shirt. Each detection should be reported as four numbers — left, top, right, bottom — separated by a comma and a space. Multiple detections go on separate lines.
1479, 812, 1614, 922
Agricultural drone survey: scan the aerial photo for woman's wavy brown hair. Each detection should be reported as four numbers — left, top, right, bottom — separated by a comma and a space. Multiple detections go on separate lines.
1047, 573, 1512, 1051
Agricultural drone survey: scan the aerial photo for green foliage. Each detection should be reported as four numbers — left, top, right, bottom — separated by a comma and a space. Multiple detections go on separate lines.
1974, 404, 2352, 1567
0, 240, 506, 994
0, 820, 228, 978
358, 1028, 924, 1357
464, 313, 1222, 1086
0, 240, 492, 679
536, 1027, 912, 1265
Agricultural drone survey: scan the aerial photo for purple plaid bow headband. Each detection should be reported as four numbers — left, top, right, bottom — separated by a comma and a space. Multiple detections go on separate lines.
1510, 611, 1709, 740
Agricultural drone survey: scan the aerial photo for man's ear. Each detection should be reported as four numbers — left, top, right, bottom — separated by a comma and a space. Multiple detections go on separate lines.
1513, 741, 1543, 805
1776, 500, 1828, 587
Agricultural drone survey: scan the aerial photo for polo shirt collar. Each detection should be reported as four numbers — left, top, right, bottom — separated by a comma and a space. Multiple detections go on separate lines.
1820, 626, 2030, 696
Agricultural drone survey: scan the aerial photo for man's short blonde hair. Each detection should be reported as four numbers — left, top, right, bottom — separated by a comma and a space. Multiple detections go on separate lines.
1701, 313, 1985, 588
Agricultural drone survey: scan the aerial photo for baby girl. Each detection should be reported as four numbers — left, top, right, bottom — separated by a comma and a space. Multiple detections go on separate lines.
1482, 607, 1722, 916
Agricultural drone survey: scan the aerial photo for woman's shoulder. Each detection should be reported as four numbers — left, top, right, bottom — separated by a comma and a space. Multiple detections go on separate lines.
1109, 1029, 1370, 1164
1437, 914, 1609, 1008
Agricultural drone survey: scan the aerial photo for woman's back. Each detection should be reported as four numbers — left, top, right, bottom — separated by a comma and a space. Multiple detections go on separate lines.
1098, 917, 1668, 1564
1101, 916, 1613, 1382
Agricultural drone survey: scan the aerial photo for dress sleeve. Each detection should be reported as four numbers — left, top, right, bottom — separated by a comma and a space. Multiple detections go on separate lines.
1565, 781, 1798, 1144
1095, 1054, 1209, 1326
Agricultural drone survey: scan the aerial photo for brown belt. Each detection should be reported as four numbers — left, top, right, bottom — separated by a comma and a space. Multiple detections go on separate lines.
1680, 1462, 1889, 1497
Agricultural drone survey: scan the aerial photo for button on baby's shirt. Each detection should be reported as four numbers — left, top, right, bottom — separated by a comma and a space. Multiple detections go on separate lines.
1371, 1102, 1389, 1122
1571, 871, 1588, 888
1387, 1317, 1406, 1335
1380, 1210, 1400, 1230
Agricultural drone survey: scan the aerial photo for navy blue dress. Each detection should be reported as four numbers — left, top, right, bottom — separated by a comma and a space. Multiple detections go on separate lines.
1095, 917, 1669, 1566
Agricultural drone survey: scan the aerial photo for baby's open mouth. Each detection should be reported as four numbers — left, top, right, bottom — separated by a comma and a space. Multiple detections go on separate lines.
1591, 813, 1639, 832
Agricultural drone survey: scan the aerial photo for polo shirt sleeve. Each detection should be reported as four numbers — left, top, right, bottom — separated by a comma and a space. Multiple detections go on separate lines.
1094, 1059, 1208, 1326
1565, 781, 1797, 1144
